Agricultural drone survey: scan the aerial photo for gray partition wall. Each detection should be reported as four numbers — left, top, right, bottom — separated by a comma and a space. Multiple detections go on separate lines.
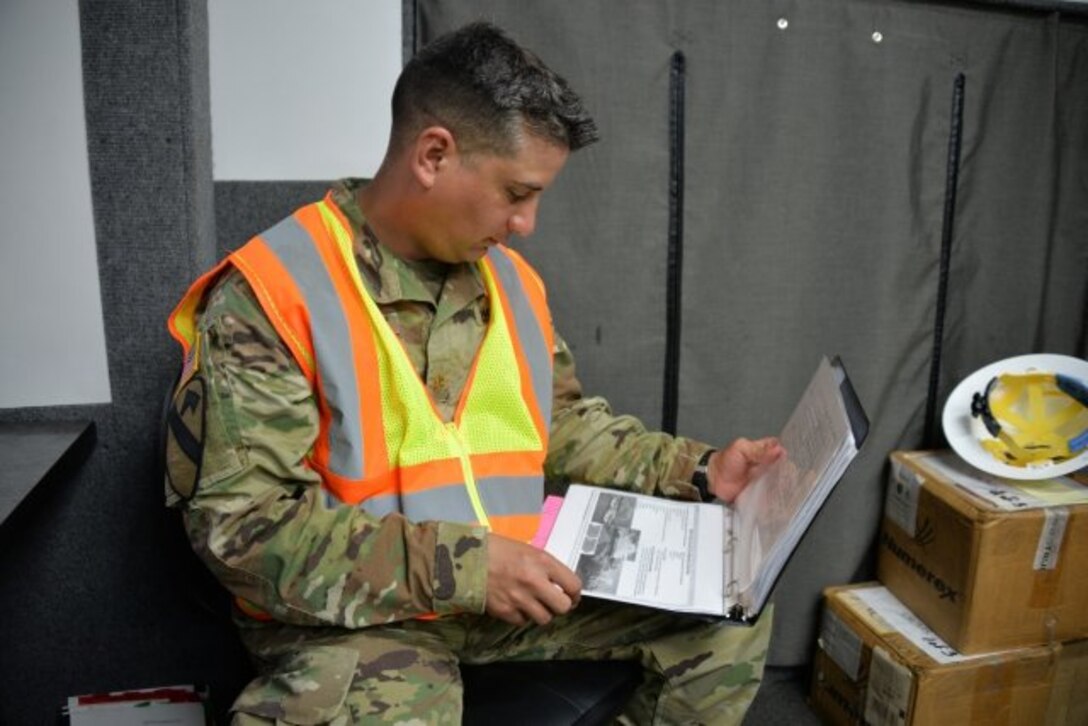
417, 0, 1088, 664
1, 2, 1085, 723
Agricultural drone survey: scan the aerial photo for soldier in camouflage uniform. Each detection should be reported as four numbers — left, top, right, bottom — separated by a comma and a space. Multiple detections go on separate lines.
165, 22, 781, 725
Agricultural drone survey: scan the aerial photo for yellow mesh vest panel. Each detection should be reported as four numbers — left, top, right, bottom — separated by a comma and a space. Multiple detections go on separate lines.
315, 202, 542, 467
460, 267, 543, 454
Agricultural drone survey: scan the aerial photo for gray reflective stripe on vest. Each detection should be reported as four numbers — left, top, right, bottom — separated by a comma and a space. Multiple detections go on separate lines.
259, 213, 364, 478
476, 475, 544, 517
360, 484, 478, 522
485, 247, 553, 426
360, 476, 542, 522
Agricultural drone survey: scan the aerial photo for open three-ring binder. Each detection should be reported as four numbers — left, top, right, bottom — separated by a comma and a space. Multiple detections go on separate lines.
544, 356, 869, 622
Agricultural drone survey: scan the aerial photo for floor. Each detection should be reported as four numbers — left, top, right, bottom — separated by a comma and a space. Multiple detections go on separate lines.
742, 665, 823, 725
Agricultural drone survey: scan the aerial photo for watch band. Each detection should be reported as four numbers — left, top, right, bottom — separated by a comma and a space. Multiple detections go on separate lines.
692, 449, 716, 502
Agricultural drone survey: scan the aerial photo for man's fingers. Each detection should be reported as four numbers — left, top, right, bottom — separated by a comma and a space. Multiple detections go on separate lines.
548, 560, 583, 603
486, 534, 583, 626
493, 607, 520, 626
743, 439, 783, 480
760, 436, 784, 455
525, 598, 559, 626
741, 436, 783, 465
500, 589, 563, 627
538, 581, 575, 617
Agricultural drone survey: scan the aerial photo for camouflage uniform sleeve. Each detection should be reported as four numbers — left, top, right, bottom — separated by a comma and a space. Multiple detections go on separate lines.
546, 333, 713, 501
174, 270, 488, 627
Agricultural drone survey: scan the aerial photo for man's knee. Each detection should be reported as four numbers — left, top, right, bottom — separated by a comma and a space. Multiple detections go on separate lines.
232, 632, 463, 724
640, 607, 774, 725
230, 644, 360, 724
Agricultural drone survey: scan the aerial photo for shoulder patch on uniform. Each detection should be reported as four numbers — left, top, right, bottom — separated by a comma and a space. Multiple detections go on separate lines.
165, 375, 207, 502
177, 331, 202, 390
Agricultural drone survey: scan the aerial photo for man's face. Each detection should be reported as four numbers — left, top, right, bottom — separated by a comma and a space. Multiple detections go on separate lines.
417, 132, 570, 263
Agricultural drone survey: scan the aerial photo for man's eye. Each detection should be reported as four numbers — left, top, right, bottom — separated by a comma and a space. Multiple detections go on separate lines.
507, 188, 529, 203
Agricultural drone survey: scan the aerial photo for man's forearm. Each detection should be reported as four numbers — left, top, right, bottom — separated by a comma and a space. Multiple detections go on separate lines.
184, 476, 488, 627
546, 394, 711, 500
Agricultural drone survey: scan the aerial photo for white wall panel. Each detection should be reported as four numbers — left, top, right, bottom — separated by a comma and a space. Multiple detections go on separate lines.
0, 0, 111, 408
209, 0, 400, 181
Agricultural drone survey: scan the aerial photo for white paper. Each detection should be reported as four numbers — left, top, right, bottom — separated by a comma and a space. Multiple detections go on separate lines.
67, 685, 206, 726
544, 485, 726, 614
68, 702, 206, 726
732, 357, 857, 614
544, 356, 861, 620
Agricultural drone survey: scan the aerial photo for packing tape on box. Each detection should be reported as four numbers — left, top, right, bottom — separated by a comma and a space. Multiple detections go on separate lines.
1029, 508, 1068, 612
1034, 507, 1069, 572
1028, 569, 1061, 612
970, 657, 1015, 723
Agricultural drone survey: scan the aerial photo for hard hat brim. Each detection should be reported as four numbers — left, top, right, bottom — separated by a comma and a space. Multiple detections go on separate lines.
942, 353, 1088, 480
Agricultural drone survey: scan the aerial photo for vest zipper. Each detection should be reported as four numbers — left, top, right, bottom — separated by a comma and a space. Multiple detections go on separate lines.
445, 423, 491, 530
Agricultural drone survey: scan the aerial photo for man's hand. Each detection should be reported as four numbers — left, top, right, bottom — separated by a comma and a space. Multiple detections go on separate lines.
708, 436, 784, 503
485, 534, 582, 626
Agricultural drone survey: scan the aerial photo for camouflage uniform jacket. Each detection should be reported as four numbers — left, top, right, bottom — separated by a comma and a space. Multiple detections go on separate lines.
170, 178, 713, 629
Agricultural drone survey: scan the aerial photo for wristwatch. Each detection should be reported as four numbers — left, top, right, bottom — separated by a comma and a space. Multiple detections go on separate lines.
692, 449, 716, 502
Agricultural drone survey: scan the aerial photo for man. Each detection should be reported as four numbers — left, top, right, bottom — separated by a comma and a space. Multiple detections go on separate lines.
165, 21, 782, 725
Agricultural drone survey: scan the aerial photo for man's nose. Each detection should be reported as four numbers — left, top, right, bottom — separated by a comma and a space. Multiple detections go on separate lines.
508, 201, 538, 238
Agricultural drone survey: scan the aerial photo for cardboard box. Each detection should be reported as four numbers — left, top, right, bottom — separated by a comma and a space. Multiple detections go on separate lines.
809, 583, 1088, 726
876, 450, 1088, 654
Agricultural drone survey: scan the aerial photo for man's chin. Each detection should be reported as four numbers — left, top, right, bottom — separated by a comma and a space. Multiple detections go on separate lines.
464, 244, 493, 261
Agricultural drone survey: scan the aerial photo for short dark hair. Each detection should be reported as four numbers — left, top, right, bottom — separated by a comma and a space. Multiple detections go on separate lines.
390, 22, 598, 156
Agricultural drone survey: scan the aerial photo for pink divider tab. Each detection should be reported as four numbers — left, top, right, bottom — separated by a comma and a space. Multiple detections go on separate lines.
530, 495, 564, 548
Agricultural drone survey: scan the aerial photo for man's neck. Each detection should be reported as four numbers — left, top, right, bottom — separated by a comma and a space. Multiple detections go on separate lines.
354, 173, 428, 263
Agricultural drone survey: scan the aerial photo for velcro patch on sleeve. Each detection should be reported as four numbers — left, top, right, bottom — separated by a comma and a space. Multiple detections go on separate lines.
165, 376, 207, 503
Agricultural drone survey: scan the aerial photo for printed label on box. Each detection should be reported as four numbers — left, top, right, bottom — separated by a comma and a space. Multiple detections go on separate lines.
886, 459, 922, 536
864, 647, 911, 726
820, 607, 864, 680
850, 586, 977, 665
914, 452, 1046, 511
1034, 507, 1068, 571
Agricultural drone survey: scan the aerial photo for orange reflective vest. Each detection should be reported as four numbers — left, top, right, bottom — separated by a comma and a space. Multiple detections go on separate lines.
169, 193, 553, 542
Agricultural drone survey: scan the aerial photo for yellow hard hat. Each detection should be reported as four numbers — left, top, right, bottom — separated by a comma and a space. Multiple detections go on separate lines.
943, 354, 1088, 480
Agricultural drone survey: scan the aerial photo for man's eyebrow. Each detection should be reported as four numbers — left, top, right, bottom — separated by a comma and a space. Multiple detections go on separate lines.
512, 181, 544, 192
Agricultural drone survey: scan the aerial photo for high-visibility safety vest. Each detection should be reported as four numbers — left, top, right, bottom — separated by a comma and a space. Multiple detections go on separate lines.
169, 193, 554, 543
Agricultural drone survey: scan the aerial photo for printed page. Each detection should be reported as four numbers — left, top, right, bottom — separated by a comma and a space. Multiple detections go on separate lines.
544, 485, 725, 615
731, 357, 856, 614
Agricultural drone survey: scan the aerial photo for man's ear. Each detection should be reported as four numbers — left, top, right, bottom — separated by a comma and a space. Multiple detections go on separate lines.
411, 126, 457, 189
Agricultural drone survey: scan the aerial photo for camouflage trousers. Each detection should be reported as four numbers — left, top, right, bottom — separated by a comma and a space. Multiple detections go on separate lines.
231, 600, 773, 725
